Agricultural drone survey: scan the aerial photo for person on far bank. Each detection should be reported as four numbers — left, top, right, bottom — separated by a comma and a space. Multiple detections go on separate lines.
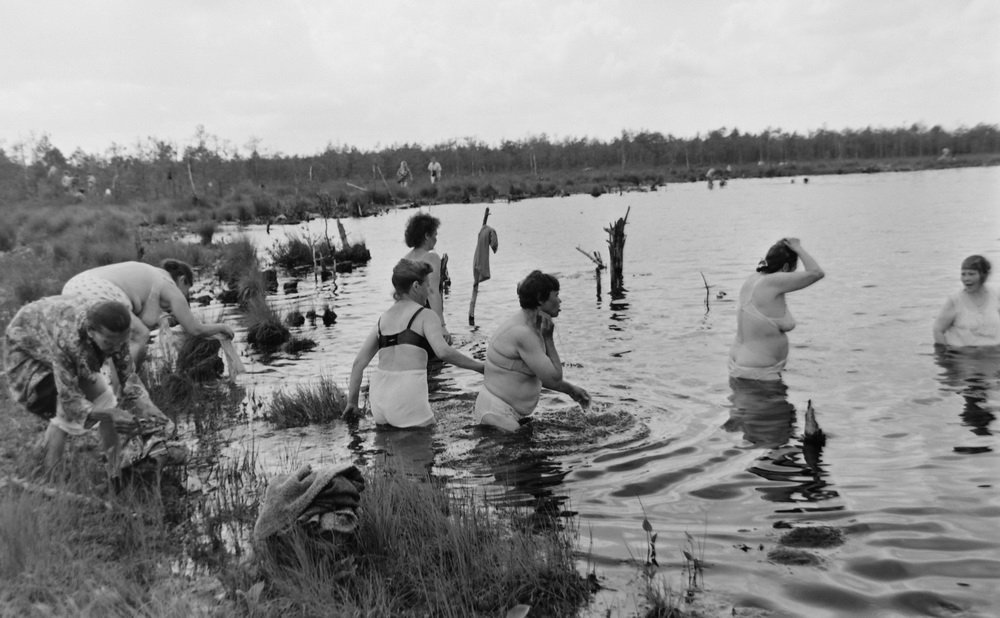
933, 254, 1000, 348
62, 260, 234, 368
3, 297, 170, 473
403, 213, 450, 343
344, 259, 484, 428
476, 270, 590, 431
428, 157, 442, 184
729, 238, 825, 381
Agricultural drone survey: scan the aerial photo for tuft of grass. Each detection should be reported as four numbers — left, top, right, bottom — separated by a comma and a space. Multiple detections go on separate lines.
196, 221, 217, 245
266, 376, 348, 428
246, 466, 594, 617
244, 298, 290, 352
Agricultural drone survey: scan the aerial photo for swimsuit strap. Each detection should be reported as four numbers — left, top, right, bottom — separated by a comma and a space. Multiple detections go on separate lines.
405, 306, 424, 329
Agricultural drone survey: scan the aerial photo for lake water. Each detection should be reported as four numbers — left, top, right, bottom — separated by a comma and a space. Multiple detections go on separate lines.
203, 166, 999, 617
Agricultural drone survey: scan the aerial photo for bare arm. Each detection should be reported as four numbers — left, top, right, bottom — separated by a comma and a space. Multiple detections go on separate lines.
767, 238, 825, 294
536, 319, 590, 407
422, 316, 484, 373
345, 327, 380, 414
162, 284, 234, 339
933, 297, 957, 345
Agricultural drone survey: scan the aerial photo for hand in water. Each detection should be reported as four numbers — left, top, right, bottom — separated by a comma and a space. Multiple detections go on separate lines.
572, 385, 591, 409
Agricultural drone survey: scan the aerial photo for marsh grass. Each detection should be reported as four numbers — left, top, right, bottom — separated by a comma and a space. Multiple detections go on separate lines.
266, 375, 348, 428
241, 468, 594, 617
627, 508, 709, 618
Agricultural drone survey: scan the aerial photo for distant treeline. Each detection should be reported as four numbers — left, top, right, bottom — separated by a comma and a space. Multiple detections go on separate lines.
1, 122, 998, 203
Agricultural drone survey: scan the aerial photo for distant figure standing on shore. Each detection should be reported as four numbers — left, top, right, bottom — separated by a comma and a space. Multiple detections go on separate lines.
396, 161, 412, 187
933, 255, 1000, 348
428, 158, 442, 184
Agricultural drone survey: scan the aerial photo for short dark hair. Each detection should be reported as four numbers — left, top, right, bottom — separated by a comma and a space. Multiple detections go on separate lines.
161, 259, 195, 286
517, 271, 559, 309
85, 300, 132, 333
757, 242, 798, 274
961, 255, 992, 281
392, 259, 433, 299
404, 213, 440, 248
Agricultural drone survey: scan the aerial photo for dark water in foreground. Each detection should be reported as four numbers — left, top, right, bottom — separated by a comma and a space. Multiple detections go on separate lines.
195, 167, 999, 616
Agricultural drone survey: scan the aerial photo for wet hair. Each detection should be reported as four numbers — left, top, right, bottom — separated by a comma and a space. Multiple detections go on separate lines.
757, 241, 798, 274
517, 271, 560, 309
404, 213, 440, 248
85, 300, 131, 333
392, 259, 433, 300
961, 255, 991, 281
161, 259, 194, 286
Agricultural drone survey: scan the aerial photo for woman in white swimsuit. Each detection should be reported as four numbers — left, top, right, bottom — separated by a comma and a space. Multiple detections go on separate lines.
933, 255, 1000, 348
729, 238, 825, 381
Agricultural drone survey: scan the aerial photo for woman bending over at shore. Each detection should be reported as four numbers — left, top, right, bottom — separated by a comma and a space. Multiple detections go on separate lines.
729, 238, 825, 381
62, 260, 234, 368
933, 254, 1000, 348
345, 259, 483, 428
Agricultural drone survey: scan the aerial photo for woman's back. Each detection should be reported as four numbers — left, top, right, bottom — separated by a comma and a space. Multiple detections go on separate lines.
376, 302, 431, 370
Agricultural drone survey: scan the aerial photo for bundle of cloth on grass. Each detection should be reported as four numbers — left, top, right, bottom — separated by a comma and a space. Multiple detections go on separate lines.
253, 464, 365, 544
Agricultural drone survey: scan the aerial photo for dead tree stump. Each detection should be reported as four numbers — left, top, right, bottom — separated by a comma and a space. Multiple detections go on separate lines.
605, 207, 630, 296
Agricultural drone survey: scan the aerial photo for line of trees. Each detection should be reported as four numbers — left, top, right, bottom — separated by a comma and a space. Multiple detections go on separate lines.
1, 122, 997, 203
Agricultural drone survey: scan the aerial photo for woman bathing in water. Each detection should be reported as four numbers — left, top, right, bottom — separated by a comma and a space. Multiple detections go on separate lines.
729, 238, 825, 381
402, 213, 450, 344
62, 260, 234, 368
345, 259, 483, 428
933, 254, 1000, 348
476, 271, 590, 431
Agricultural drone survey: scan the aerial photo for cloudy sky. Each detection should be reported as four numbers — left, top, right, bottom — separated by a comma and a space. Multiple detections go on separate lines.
2, 0, 998, 158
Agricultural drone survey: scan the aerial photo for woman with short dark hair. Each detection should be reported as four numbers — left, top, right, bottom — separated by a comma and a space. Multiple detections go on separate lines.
933, 254, 1000, 347
729, 238, 825, 381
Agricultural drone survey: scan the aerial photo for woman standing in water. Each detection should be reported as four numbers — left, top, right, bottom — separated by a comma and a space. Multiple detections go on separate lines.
933, 255, 1000, 348
729, 238, 825, 381
403, 213, 450, 343
345, 259, 483, 428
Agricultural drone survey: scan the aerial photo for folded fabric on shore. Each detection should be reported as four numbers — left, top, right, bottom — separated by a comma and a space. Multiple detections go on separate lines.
253, 463, 365, 544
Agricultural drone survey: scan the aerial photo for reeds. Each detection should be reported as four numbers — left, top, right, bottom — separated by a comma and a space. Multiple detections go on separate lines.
265, 376, 348, 428
244, 468, 594, 617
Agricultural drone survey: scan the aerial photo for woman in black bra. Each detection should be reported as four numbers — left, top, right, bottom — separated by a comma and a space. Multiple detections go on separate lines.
345, 259, 483, 427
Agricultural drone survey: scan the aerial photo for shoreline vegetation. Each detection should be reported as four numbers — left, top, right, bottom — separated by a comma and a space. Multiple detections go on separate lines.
2, 123, 997, 223
0, 125, 998, 615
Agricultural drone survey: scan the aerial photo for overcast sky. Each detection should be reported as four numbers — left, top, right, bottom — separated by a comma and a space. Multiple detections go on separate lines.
2, 0, 998, 158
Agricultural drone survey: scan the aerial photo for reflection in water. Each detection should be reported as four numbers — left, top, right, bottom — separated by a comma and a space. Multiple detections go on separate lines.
726, 378, 839, 507
608, 289, 630, 332
470, 431, 574, 529
934, 347, 999, 438
371, 426, 437, 479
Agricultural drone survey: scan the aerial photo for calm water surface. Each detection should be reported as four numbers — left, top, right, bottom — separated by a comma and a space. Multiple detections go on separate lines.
201, 167, 999, 617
